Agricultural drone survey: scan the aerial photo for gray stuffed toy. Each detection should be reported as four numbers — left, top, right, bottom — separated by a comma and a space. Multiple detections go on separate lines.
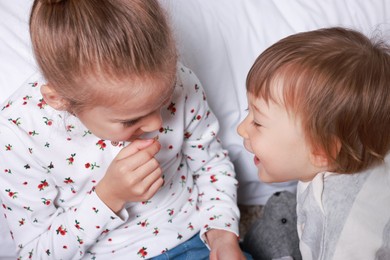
242, 191, 302, 260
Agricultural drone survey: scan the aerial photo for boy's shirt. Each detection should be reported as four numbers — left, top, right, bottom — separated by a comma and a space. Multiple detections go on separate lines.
297, 154, 390, 260
0, 64, 239, 259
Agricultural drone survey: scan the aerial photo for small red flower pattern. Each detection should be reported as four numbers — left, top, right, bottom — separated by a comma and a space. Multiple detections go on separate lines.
137, 247, 148, 258
56, 225, 67, 236
38, 180, 49, 191
66, 154, 76, 165
96, 140, 107, 150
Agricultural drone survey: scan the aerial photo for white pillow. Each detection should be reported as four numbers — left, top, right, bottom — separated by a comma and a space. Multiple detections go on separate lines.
0, 2, 36, 258
160, 0, 390, 205
0, 0, 37, 104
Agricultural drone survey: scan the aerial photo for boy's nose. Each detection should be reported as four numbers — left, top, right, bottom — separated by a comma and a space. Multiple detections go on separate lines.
237, 117, 248, 138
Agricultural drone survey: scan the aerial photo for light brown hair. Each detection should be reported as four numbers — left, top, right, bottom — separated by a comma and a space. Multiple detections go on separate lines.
30, 0, 177, 111
247, 27, 390, 173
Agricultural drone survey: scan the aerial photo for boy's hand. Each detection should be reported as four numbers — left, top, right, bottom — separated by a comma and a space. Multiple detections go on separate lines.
95, 138, 163, 213
206, 229, 246, 260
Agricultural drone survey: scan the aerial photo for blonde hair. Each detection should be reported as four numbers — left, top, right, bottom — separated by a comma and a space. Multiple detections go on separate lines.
247, 27, 390, 173
30, 0, 177, 111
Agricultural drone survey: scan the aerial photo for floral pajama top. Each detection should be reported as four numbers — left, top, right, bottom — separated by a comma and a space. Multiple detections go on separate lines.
0, 64, 239, 259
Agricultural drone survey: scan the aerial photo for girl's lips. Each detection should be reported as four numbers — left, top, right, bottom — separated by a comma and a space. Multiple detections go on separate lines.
253, 156, 261, 165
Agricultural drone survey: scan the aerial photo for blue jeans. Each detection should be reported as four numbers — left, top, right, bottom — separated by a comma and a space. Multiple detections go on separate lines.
150, 233, 253, 260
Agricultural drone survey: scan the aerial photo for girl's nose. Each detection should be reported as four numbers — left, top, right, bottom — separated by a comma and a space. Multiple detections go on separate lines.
141, 110, 163, 133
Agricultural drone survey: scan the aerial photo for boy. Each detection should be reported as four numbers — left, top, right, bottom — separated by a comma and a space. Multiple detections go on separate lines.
238, 27, 390, 259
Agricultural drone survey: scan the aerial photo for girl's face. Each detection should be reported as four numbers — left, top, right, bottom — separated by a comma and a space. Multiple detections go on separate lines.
237, 92, 321, 183
75, 77, 174, 143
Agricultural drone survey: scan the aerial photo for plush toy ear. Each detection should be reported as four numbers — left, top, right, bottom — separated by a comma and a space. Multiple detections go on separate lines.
40, 84, 69, 111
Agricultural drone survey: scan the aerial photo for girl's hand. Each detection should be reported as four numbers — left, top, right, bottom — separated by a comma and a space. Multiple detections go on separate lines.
95, 138, 163, 213
206, 229, 247, 260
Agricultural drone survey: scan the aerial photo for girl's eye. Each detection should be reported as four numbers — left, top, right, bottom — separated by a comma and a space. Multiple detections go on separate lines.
122, 120, 137, 127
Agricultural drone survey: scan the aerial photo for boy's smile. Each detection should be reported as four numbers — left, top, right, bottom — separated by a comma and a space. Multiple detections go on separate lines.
253, 156, 261, 166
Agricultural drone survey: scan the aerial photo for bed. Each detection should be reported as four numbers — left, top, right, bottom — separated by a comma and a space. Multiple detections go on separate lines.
1, 0, 389, 258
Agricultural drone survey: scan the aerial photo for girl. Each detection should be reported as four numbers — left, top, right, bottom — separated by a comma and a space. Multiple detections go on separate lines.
0, 0, 247, 259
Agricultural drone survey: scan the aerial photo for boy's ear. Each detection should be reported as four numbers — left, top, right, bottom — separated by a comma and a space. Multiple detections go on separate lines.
309, 152, 329, 168
309, 138, 341, 169
40, 84, 68, 111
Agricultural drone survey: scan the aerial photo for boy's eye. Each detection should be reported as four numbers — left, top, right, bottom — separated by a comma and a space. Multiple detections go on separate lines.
251, 121, 262, 128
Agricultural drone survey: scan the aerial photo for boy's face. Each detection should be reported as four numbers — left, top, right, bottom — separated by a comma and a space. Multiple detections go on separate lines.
237, 92, 321, 183
75, 77, 174, 143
